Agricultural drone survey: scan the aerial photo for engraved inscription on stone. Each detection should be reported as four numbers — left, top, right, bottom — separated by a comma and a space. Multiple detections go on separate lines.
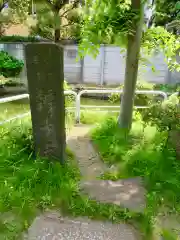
25, 43, 66, 162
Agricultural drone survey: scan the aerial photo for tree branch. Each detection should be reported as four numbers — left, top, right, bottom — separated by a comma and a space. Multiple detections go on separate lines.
60, 0, 80, 18
0, 1, 8, 12
61, 22, 75, 28
44, 0, 55, 10
147, 15, 155, 28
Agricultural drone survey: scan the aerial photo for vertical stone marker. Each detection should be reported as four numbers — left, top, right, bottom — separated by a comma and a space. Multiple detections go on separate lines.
25, 43, 66, 163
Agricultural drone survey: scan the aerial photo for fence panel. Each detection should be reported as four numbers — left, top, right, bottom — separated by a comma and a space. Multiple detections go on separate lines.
1, 43, 179, 86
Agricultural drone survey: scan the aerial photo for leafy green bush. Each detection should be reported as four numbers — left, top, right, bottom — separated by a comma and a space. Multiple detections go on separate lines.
0, 51, 24, 78
91, 117, 180, 212
0, 35, 42, 42
142, 94, 180, 159
109, 81, 155, 106
142, 94, 180, 131
154, 83, 180, 93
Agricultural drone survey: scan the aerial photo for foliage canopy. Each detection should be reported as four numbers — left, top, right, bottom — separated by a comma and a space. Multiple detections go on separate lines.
154, 0, 180, 26
79, 0, 180, 72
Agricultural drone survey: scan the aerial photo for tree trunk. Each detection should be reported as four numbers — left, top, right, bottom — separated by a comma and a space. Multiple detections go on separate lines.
54, 8, 60, 42
118, 0, 144, 130
54, 28, 60, 42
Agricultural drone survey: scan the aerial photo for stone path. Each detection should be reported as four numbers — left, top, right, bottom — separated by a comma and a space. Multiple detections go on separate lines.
25, 125, 145, 240
67, 125, 145, 212
67, 125, 107, 180
26, 211, 139, 240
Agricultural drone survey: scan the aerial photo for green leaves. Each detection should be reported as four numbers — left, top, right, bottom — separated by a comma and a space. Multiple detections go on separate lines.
79, 0, 135, 57
154, 0, 179, 26
143, 26, 180, 71
9, 0, 31, 22
0, 35, 41, 42
79, 0, 179, 73
0, 0, 31, 36
0, 51, 24, 78
175, 1, 180, 10
142, 94, 180, 132
30, 1, 83, 41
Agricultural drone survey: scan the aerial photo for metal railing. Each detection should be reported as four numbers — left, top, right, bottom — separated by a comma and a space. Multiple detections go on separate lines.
0, 90, 77, 126
75, 89, 168, 123
0, 89, 168, 125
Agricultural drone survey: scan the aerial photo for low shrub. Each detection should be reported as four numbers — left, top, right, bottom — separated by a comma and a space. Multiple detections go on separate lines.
109, 81, 155, 106
0, 76, 23, 87
2, 79, 23, 87
154, 83, 180, 93
0, 51, 24, 77
0, 35, 41, 42
142, 93, 180, 131
142, 94, 180, 158
91, 117, 180, 211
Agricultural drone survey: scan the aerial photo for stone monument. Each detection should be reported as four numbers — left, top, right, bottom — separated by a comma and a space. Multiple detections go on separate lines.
25, 43, 66, 163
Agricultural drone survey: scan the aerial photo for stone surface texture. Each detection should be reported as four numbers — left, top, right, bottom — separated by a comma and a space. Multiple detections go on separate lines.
25, 43, 66, 162
67, 125, 107, 180
81, 179, 145, 212
27, 211, 140, 240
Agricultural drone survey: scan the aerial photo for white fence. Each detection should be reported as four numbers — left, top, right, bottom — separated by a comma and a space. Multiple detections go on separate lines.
1, 43, 180, 86
0, 90, 168, 125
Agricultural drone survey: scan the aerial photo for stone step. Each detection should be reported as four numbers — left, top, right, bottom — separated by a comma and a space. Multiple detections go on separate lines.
26, 211, 141, 240
80, 179, 145, 212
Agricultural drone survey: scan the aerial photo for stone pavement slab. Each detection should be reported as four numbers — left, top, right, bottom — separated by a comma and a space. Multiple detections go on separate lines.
80, 178, 145, 212
67, 125, 107, 180
156, 212, 180, 238
26, 211, 141, 240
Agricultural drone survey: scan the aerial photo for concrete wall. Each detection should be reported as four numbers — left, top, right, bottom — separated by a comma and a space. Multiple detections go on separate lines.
0, 43, 179, 86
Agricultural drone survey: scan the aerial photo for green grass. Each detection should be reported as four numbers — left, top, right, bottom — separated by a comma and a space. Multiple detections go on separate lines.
0, 118, 80, 239
81, 97, 119, 107
90, 116, 180, 237
0, 99, 30, 122
80, 98, 119, 124
1, 97, 179, 238
0, 118, 149, 239
0, 97, 119, 124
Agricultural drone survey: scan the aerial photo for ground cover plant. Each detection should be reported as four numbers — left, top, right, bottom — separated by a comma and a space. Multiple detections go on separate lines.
0, 118, 149, 239
0, 82, 179, 239
91, 94, 180, 238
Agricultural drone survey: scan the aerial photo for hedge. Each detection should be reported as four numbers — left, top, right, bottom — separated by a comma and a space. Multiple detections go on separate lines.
0, 51, 24, 78
0, 35, 41, 42
109, 81, 156, 106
